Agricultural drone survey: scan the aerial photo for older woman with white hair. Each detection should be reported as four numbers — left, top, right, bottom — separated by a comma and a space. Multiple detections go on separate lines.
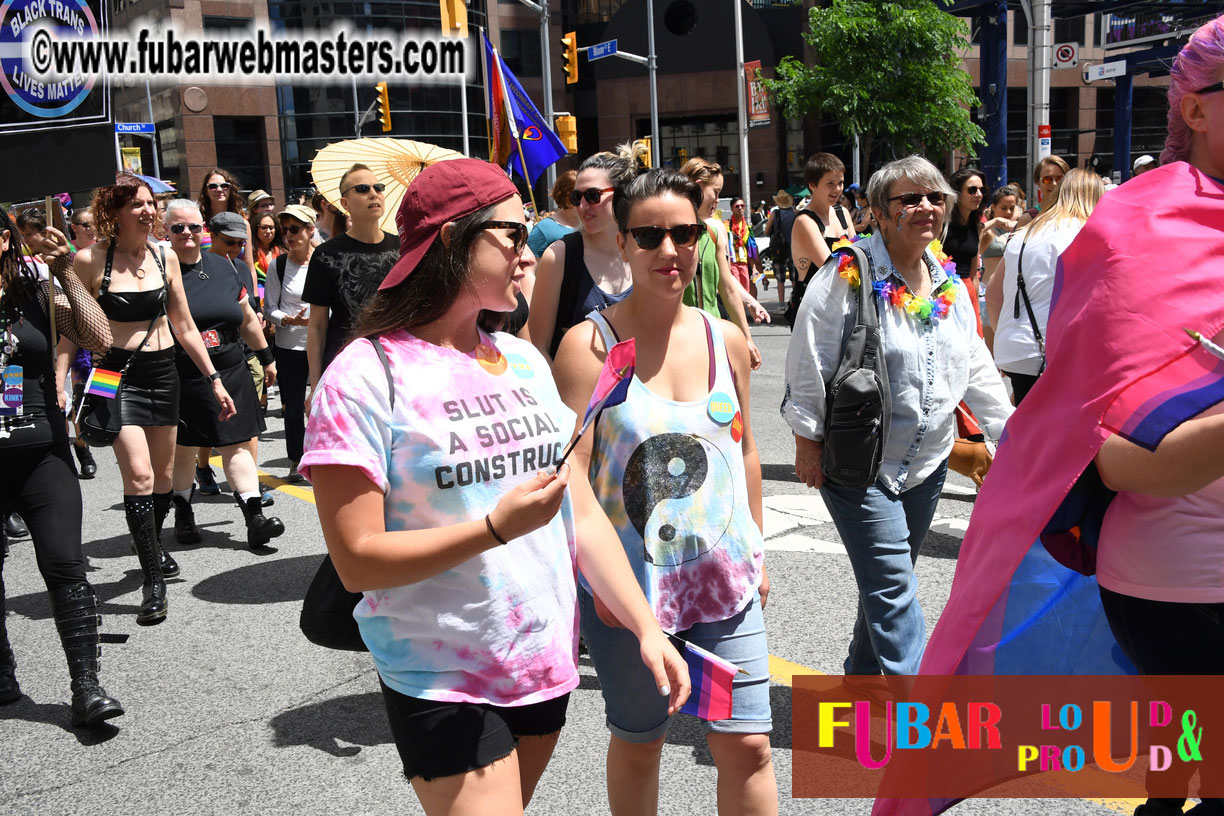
782, 155, 1013, 675
162, 199, 284, 551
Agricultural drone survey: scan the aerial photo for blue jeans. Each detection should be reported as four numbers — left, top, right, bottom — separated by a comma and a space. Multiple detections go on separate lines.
820, 461, 947, 675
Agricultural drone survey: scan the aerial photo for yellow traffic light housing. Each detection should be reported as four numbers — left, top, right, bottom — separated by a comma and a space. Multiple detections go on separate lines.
440, 0, 468, 38
376, 82, 391, 132
556, 115, 577, 154
561, 31, 578, 85
641, 136, 652, 169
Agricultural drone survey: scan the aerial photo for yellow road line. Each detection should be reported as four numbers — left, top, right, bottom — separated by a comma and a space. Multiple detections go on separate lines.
230, 456, 1181, 814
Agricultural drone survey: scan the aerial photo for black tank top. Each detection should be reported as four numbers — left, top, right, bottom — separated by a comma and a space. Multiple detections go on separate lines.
96, 242, 168, 322
797, 206, 852, 251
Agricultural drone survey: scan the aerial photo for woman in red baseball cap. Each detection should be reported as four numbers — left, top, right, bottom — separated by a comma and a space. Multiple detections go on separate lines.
300, 158, 688, 813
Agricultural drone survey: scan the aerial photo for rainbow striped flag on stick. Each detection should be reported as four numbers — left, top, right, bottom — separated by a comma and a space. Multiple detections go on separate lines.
84, 368, 122, 399
678, 639, 739, 722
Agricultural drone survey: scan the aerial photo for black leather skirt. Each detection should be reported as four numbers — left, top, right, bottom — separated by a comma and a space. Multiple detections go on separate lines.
95, 347, 180, 427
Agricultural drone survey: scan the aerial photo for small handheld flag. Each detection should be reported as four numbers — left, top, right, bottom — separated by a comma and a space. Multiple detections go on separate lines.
557, 338, 635, 466
678, 639, 740, 722
1185, 328, 1224, 362
85, 368, 122, 399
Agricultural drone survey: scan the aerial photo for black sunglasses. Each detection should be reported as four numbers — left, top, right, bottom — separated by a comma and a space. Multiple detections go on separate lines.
888, 191, 946, 207
281, 223, 309, 235
476, 221, 529, 253
342, 183, 386, 195
965, 186, 984, 195
625, 224, 704, 250
169, 223, 204, 235
220, 237, 246, 247
1195, 81, 1223, 94
569, 187, 615, 207
206, 182, 230, 191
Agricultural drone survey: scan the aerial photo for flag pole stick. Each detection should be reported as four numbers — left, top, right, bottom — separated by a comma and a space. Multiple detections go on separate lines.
44, 196, 57, 349
480, 28, 493, 162
513, 133, 539, 219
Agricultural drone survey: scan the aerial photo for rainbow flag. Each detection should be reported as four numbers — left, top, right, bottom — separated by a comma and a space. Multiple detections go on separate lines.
679, 640, 737, 722
85, 368, 122, 399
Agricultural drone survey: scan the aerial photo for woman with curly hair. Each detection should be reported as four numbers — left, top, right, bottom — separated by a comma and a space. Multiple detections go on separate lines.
0, 208, 124, 726
75, 174, 236, 625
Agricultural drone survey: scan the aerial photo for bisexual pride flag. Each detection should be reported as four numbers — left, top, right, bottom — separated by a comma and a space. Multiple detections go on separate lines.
85, 368, 122, 399
558, 338, 635, 465
678, 640, 737, 722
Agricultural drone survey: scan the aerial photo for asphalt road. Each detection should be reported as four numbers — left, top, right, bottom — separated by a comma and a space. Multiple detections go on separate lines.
2, 291, 1139, 816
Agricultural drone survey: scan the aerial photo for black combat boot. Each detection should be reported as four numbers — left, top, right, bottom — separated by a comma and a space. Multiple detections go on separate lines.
235, 494, 284, 549
0, 550, 21, 704
172, 486, 202, 545
151, 491, 181, 578
124, 495, 167, 625
51, 583, 124, 727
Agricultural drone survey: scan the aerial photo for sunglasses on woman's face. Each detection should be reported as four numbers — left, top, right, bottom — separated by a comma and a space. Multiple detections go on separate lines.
281, 223, 308, 235
1040, 175, 1064, 185
342, 183, 386, 195
169, 223, 204, 235
221, 237, 246, 247
569, 187, 615, 207
207, 182, 230, 191
965, 186, 984, 195
888, 191, 945, 208
476, 221, 529, 253
625, 224, 703, 250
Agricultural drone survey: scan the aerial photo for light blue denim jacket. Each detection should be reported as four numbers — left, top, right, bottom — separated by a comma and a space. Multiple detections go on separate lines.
781, 231, 1013, 494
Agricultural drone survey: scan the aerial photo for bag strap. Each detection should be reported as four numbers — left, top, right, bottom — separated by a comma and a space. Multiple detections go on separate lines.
841, 244, 882, 368
367, 336, 395, 411
1011, 235, 1047, 373
276, 253, 289, 285
102, 242, 115, 295
834, 206, 851, 233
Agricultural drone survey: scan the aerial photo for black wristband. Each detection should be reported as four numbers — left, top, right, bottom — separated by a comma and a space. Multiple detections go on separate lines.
484, 514, 508, 546
255, 346, 274, 366
208, 371, 222, 382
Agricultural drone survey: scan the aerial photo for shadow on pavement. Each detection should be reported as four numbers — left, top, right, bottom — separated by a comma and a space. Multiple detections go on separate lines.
191, 553, 318, 605
268, 691, 391, 757
0, 695, 122, 744
760, 464, 800, 484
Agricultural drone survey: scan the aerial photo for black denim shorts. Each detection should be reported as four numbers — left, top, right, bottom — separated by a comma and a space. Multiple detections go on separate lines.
379, 679, 570, 781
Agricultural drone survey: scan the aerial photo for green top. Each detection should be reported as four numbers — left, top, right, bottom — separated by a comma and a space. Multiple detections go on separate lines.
683, 228, 721, 317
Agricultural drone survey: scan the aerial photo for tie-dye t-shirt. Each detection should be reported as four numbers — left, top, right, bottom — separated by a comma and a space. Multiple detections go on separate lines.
299, 330, 580, 706
584, 310, 764, 632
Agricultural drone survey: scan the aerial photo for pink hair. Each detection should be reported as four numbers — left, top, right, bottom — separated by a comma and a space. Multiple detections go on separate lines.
1162, 14, 1224, 165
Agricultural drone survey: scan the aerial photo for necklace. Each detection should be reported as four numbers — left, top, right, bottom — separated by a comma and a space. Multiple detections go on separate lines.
833, 237, 959, 325
118, 244, 148, 279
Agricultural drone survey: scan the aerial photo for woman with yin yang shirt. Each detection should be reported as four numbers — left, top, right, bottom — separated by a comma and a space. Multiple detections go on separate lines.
300, 158, 688, 814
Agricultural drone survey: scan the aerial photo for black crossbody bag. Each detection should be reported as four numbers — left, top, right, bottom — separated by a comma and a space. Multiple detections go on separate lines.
1013, 235, 1047, 374
299, 337, 395, 652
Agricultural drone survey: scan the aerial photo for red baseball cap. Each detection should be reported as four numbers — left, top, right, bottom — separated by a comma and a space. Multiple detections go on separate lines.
380, 159, 520, 290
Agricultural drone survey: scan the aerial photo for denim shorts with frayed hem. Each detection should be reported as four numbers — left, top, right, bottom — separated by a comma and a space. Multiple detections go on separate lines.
578, 587, 772, 743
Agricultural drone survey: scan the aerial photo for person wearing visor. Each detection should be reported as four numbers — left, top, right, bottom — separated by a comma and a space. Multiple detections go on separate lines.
301, 158, 689, 814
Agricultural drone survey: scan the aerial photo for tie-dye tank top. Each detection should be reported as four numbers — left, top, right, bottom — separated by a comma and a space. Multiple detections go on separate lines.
584, 309, 764, 632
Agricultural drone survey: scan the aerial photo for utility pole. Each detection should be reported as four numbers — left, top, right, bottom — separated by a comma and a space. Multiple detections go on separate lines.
517, 0, 557, 190
734, 0, 749, 200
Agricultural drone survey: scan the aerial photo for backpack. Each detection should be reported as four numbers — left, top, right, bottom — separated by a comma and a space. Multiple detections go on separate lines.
820, 243, 891, 488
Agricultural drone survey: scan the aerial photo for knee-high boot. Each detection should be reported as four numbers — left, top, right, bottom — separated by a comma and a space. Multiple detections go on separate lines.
124, 495, 167, 625
51, 583, 124, 727
0, 548, 21, 704
151, 491, 181, 578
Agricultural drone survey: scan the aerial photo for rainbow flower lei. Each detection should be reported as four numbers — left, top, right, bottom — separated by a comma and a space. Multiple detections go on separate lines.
832, 236, 959, 324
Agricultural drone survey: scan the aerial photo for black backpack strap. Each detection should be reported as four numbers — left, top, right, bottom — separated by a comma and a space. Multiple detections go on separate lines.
367, 336, 395, 411
276, 253, 289, 285
1012, 234, 1046, 373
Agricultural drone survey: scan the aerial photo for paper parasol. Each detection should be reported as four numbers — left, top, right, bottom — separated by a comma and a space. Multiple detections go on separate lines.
310, 138, 464, 234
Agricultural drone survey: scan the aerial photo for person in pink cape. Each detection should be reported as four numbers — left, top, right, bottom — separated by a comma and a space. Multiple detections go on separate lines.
874, 15, 1224, 816
300, 158, 689, 815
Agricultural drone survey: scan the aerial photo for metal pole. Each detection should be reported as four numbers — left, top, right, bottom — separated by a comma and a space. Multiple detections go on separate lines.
734, 0, 748, 198
460, 74, 470, 156
647, 0, 659, 167
852, 134, 861, 187
540, 2, 555, 188
145, 81, 161, 179
1030, 0, 1051, 189
352, 76, 361, 138
1113, 72, 1134, 183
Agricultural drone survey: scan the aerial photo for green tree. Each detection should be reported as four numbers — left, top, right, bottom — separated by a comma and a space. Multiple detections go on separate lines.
763, 0, 985, 179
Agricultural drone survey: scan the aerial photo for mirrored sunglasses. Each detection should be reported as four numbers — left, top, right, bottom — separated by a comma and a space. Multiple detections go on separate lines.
169, 223, 204, 235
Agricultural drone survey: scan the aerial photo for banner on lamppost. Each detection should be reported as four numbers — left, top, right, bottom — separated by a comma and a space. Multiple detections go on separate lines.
745, 60, 769, 129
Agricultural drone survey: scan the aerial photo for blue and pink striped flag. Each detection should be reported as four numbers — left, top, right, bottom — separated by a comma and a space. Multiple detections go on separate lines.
558, 338, 635, 466
678, 640, 737, 722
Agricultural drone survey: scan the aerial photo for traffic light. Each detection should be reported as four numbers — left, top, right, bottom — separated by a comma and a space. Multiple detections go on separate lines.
375, 81, 391, 132
561, 31, 578, 85
641, 136, 652, 169
439, 0, 468, 38
556, 115, 577, 154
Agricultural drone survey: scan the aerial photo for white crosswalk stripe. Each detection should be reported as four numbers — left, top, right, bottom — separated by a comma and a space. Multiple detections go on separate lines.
761, 493, 971, 552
